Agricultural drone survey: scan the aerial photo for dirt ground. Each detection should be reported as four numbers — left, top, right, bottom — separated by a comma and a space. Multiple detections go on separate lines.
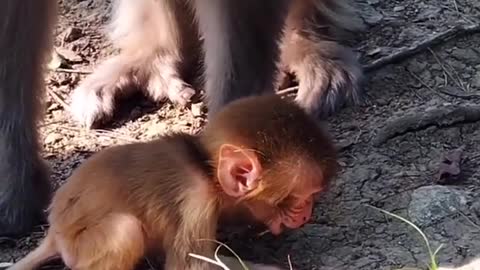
1, 0, 480, 269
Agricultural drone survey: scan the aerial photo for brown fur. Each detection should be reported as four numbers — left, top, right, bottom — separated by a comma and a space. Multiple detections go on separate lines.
10, 95, 337, 270
0, 0, 57, 236
69, 0, 365, 128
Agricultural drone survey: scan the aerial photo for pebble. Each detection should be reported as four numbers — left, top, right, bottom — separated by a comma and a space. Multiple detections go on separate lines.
191, 102, 204, 117
408, 185, 468, 227
451, 48, 479, 64
357, 3, 384, 25
45, 133, 63, 144
145, 122, 168, 138
471, 71, 480, 89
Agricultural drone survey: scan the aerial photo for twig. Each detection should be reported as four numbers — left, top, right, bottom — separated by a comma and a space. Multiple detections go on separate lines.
364, 23, 480, 72
437, 88, 480, 99
54, 68, 92, 74
406, 69, 448, 101
38, 120, 65, 128
456, 211, 480, 230
53, 124, 138, 143
47, 88, 70, 110
428, 48, 468, 92
93, 129, 139, 143
277, 86, 299, 96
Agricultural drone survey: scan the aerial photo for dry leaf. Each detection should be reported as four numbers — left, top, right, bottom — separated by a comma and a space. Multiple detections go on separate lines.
436, 146, 464, 184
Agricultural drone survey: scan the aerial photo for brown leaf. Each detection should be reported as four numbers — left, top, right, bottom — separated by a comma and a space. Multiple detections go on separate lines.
436, 146, 465, 184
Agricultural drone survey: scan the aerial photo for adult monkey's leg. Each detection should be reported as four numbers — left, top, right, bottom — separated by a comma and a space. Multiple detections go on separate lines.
0, 0, 58, 236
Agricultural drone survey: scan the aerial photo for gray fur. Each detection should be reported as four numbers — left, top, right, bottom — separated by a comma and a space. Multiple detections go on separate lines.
70, 0, 365, 126
193, 0, 291, 117
282, 0, 366, 117
0, 0, 56, 236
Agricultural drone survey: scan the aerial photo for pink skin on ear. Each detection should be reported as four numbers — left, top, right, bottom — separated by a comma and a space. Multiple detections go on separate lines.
217, 144, 261, 197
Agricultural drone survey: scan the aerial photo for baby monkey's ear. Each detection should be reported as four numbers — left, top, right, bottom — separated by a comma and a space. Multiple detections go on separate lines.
217, 144, 262, 197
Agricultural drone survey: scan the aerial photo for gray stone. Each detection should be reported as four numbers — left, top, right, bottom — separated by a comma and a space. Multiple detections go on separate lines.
451, 48, 479, 64
357, 3, 384, 25
408, 185, 468, 227
471, 71, 480, 89
44, 133, 63, 144
416, 6, 442, 21
449, 59, 467, 70
471, 200, 480, 217
407, 59, 427, 73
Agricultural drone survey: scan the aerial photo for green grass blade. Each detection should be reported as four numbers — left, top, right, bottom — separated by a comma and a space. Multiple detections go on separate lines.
367, 205, 441, 270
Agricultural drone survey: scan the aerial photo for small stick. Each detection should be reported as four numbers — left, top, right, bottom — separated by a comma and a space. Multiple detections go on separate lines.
364, 23, 480, 72
277, 86, 299, 96
406, 69, 448, 101
54, 124, 138, 143
54, 68, 92, 74
47, 88, 70, 110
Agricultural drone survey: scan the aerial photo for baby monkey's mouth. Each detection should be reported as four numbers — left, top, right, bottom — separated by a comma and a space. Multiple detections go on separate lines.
260, 221, 288, 236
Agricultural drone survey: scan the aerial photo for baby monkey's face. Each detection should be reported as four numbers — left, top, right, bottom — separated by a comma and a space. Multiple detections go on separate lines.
244, 184, 323, 235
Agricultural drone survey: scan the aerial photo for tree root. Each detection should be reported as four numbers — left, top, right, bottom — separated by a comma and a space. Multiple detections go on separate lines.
373, 104, 480, 146
364, 23, 480, 72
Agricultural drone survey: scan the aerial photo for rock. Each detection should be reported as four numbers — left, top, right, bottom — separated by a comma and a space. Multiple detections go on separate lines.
145, 122, 168, 138
433, 76, 444, 87
397, 27, 424, 44
451, 48, 479, 64
430, 64, 442, 71
474, 0, 480, 9
471, 200, 480, 218
415, 6, 441, 21
47, 50, 66, 69
471, 71, 480, 89
408, 185, 468, 227
357, 3, 383, 25
407, 59, 427, 73
419, 69, 432, 82
191, 102, 204, 117
56, 47, 83, 63
393, 6, 405, 12
44, 133, 63, 144
449, 59, 467, 70
62, 27, 82, 43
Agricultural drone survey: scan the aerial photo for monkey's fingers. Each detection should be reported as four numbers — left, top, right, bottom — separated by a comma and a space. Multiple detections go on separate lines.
293, 45, 364, 118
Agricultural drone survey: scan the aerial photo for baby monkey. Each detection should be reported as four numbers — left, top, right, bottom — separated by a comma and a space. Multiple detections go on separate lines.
10, 95, 338, 270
